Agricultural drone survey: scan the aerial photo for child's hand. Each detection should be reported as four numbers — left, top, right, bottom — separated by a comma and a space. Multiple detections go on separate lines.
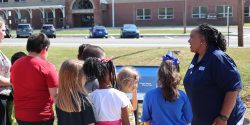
132, 83, 138, 93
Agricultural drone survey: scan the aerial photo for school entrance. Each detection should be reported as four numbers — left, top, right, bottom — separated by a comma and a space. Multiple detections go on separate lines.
73, 14, 94, 27
72, 0, 94, 27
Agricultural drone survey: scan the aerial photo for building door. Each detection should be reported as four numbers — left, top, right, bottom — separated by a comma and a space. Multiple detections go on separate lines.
73, 13, 94, 27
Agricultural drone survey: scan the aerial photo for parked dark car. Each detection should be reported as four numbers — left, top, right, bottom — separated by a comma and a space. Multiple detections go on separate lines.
41, 24, 56, 38
89, 26, 108, 38
16, 24, 33, 38
4, 25, 11, 38
120, 24, 140, 38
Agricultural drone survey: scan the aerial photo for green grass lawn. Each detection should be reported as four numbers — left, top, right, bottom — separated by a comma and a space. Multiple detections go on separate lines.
1, 46, 250, 97
1, 46, 250, 124
244, 23, 250, 27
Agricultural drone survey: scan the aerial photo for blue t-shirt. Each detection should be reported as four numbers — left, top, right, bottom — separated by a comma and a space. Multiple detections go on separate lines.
184, 46, 246, 125
141, 88, 193, 125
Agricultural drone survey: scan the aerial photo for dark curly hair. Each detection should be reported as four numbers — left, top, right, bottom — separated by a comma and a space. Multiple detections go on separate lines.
83, 57, 117, 88
77, 44, 105, 61
198, 24, 227, 52
158, 60, 181, 102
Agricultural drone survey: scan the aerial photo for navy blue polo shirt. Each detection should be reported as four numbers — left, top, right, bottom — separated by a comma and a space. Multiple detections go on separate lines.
184, 46, 246, 125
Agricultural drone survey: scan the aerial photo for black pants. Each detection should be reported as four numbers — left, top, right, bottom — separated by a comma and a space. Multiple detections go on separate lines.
0, 96, 12, 125
17, 118, 54, 125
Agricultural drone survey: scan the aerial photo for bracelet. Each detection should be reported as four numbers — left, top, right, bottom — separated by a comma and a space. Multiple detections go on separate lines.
218, 114, 229, 121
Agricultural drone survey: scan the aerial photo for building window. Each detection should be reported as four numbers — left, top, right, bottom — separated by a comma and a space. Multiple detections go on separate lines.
192, 6, 207, 18
158, 8, 174, 19
216, 5, 233, 18
245, 7, 250, 17
0, 0, 8, 3
136, 8, 151, 20
15, 0, 26, 2
45, 11, 53, 23
73, 0, 93, 10
41, 0, 52, 2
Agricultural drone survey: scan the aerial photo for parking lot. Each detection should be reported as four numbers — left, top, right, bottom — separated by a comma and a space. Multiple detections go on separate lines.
3, 35, 250, 47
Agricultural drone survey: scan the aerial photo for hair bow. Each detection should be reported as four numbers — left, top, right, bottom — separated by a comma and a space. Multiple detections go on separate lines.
162, 51, 180, 65
98, 57, 112, 63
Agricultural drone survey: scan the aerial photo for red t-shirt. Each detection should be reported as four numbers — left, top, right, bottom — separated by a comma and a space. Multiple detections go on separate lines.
10, 56, 58, 122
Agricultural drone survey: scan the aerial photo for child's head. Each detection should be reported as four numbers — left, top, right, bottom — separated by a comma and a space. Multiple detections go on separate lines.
117, 67, 139, 93
11, 51, 26, 65
83, 57, 117, 88
57, 59, 85, 112
78, 44, 105, 61
158, 60, 181, 102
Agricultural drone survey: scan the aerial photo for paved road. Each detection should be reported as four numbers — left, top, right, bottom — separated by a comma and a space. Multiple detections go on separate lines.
2, 36, 250, 47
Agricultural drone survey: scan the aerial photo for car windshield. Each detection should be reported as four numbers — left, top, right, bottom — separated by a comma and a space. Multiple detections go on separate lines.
94, 26, 105, 30
42, 26, 53, 30
94, 26, 106, 31
124, 25, 136, 30
18, 25, 30, 29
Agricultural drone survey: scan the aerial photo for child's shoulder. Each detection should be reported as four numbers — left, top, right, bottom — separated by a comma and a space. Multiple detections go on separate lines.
178, 89, 189, 100
110, 88, 127, 96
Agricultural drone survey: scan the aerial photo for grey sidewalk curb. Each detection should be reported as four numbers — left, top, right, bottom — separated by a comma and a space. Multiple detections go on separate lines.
57, 34, 239, 37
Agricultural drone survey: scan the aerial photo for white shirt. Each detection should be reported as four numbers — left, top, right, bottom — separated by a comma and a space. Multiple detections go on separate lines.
89, 88, 130, 121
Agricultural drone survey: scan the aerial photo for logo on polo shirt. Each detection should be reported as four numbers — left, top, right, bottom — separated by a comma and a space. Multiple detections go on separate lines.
189, 64, 194, 69
199, 66, 205, 71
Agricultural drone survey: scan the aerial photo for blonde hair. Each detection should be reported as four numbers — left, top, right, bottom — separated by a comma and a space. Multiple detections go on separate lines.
56, 59, 86, 112
0, 16, 5, 28
117, 67, 139, 93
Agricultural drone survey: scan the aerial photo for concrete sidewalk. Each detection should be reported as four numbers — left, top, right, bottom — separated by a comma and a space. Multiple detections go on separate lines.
57, 33, 239, 38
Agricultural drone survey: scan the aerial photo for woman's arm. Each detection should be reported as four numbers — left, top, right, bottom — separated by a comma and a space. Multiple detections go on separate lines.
131, 89, 137, 111
121, 106, 130, 125
49, 87, 58, 101
0, 75, 11, 86
213, 91, 239, 125
144, 121, 151, 125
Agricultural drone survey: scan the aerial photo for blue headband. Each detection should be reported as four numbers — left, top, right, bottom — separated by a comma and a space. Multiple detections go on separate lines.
162, 51, 180, 66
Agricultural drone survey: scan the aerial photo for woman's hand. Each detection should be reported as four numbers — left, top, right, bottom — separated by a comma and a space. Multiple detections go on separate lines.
212, 117, 227, 125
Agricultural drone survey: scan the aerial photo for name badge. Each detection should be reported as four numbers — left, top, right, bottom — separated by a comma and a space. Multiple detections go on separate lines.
189, 64, 194, 69
199, 66, 205, 71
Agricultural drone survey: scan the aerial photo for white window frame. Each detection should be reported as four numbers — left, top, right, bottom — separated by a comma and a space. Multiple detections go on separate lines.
41, 0, 52, 2
0, 0, 8, 3
15, 0, 26, 2
192, 6, 207, 19
216, 5, 233, 18
158, 8, 174, 19
244, 6, 250, 17
45, 11, 53, 23
136, 8, 151, 20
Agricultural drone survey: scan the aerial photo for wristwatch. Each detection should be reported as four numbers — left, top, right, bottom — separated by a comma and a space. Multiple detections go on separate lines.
218, 114, 229, 121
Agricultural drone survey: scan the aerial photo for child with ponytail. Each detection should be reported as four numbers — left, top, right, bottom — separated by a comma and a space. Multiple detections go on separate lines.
141, 51, 193, 125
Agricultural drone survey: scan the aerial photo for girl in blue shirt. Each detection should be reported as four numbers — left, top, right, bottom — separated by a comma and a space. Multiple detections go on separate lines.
141, 53, 193, 125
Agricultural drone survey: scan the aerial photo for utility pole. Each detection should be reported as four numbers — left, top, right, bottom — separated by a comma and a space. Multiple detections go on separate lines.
183, 0, 187, 33
112, 0, 115, 27
227, 6, 230, 46
238, 0, 244, 47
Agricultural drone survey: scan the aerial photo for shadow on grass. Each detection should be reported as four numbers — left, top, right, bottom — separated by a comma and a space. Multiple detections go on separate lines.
244, 118, 250, 124
112, 48, 155, 60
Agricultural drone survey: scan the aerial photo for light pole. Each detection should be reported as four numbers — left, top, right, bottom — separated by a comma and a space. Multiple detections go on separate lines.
183, 0, 187, 33
227, 6, 230, 46
112, 0, 115, 27
238, 0, 244, 47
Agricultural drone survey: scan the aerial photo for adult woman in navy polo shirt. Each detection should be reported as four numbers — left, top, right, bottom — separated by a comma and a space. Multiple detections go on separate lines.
184, 24, 246, 125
